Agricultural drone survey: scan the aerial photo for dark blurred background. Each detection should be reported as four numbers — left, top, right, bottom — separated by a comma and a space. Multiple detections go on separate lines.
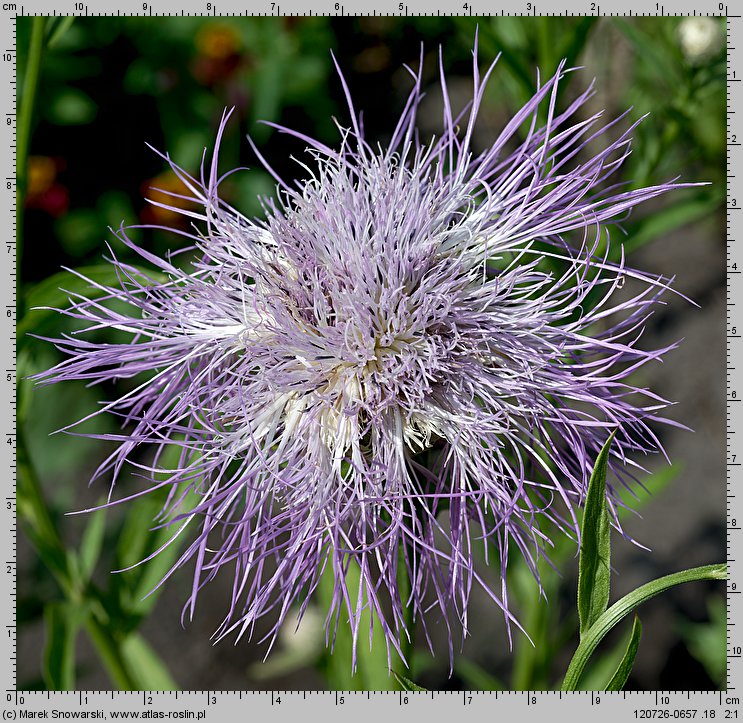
16, 16, 726, 691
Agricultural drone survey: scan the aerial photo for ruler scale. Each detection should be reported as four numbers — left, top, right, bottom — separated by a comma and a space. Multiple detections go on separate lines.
3, 2, 736, 719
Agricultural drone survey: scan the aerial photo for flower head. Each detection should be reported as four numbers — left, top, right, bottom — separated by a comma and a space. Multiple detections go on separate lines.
35, 40, 690, 666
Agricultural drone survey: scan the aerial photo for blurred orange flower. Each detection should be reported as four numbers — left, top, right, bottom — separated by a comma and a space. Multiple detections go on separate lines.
25, 155, 69, 217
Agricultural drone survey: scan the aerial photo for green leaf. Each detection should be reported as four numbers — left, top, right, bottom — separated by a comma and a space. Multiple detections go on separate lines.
621, 192, 723, 256
456, 658, 504, 691
114, 489, 199, 620
616, 462, 682, 521
557, 17, 597, 68
392, 671, 427, 692
613, 19, 680, 85
17, 436, 70, 590
121, 634, 178, 691
578, 431, 616, 638
45, 16, 75, 48
77, 506, 107, 583
561, 563, 726, 691
575, 624, 637, 691
317, 559, 397, 690
678, 595, 727, 687
20, 264, 167, 338
605, 615, 642, 691
480, 21, 534, 97
46, 86, 97, 125
55, 209, 103, 257
43, 602, 87, 690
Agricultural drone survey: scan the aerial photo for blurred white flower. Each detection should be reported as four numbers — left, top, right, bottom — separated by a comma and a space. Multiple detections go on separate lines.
678, 17, 723, 64
278, 606, 324, 656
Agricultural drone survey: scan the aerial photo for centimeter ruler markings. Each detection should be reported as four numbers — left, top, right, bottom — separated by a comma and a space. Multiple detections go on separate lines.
1, 1, 738, 717
730, 5, 740, 698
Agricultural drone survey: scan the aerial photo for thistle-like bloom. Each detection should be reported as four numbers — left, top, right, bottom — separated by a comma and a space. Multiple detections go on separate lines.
36, 43, 690, 665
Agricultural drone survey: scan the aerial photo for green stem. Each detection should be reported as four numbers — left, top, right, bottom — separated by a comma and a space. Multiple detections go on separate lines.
536, 17, 553, 74
511, 584, 550, 690
561, 563, 727, 691
17, 430, 140, 690
398, 545, 414, 673
17, 431, 70, 592
16, 16, 45, 271
84, 616, 138, 691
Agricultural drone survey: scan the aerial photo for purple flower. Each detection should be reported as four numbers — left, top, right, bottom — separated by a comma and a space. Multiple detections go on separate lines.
35, 40, 691, 667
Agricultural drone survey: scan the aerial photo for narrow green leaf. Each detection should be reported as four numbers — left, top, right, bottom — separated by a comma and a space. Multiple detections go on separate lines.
621, 192, 724, 256
456, 658, 504, 691
478, 20, 535, 97
678, 595, 727, 687
78, 506, 107, 583
578, 431, 616, 637
20, 264, 168, 337
129, 492, 201, 617
43, 602, 87, 690
562, 563, 726, 691
121, 634, 178, 691
557, 17, 598, 68
113, 444, 199, 618
613, 18, 680, 84
576, 625, 637, 691
392, 671, 427, 692
83, 616, 138, 691
45, 16, 75, 48
605, 615, 643, 691
317, 558, 396, 690
17, 436, 70, 591
616, 462, 682, 521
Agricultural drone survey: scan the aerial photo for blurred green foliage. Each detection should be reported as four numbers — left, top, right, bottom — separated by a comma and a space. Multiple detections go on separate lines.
17, 15, 726, 691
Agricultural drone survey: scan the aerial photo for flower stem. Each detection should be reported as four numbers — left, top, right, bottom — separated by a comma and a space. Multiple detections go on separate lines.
16, 16, 45, 271
561, 563, 727, 691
